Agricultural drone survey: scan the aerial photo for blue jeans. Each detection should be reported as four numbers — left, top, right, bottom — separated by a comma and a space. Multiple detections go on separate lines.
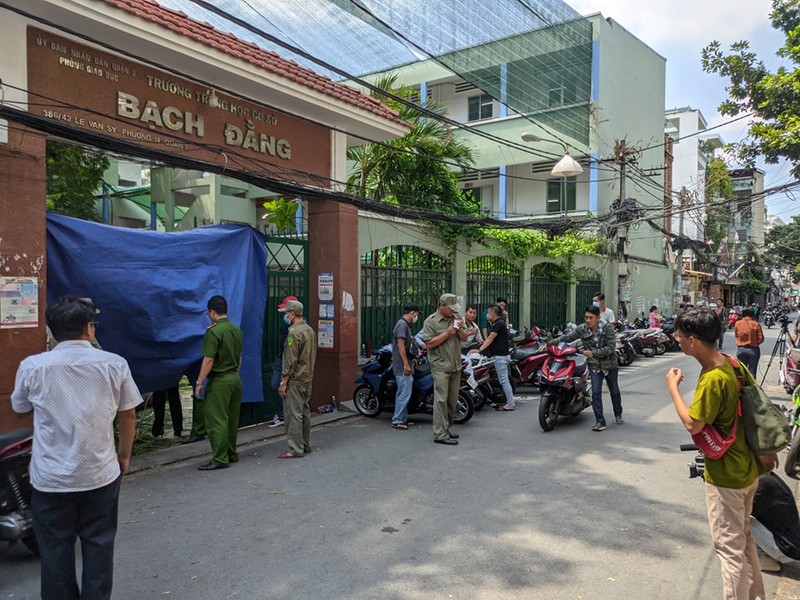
392, 372, 414, 424
494, 355, 515, 408
589, 369, 622, 425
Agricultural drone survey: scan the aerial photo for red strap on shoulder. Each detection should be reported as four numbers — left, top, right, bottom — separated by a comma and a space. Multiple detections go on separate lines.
723, 353, 743, 417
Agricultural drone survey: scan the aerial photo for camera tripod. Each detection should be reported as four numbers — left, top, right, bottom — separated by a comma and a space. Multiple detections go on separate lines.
760, 321, 791, 387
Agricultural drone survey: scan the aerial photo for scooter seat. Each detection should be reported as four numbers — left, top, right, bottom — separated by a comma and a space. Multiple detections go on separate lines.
0, 428, 33, 448
573, 354, 587, 376
415, 362, 432, 377
512, 346, 542, 361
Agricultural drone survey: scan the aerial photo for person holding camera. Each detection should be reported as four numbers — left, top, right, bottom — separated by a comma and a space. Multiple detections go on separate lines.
666, 307, 777, 600
734, 307, 765, 378
423, 293, 470, 445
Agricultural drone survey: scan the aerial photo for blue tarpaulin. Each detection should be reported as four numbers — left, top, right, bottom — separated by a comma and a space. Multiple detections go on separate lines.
46, 213, 267, 401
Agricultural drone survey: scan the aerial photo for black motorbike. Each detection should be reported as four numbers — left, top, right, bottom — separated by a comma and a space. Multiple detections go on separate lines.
353, 347, 474, 424
0, 428, 38, 554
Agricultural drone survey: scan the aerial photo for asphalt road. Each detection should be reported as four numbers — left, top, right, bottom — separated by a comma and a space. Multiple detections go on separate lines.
1, 323, 795, 600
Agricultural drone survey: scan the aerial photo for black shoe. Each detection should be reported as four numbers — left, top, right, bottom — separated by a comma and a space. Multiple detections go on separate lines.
180, 434, 206, 445
152, 430, 164, 438
434, 438, 459, 445
449, 433, 460, 439
198, 461, 228, 471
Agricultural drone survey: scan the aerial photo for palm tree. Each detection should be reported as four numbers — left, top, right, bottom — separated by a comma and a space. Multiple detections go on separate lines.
347, 74, 482, 247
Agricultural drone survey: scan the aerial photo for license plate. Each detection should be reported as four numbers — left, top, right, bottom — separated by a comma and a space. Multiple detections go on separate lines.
467, 374, 478, 389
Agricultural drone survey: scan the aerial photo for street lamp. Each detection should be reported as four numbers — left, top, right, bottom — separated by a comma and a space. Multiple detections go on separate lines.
521, 132, 583, 216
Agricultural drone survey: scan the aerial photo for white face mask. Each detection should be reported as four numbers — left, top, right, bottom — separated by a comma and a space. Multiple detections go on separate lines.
412, 314, 419, 324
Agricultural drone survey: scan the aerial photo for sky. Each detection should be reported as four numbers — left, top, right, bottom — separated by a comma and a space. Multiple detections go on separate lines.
568, 0, 797, 222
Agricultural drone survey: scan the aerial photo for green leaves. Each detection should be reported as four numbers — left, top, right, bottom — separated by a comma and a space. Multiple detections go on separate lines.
261, 197, 299, 232
346, 72, 482, 250
702, 0, 800, 176
46, 141, 109, 221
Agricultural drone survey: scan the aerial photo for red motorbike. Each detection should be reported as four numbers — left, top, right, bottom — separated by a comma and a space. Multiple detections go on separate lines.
510, 342, 548, 392
538, 342, 592, 431
0, 428, 37, 554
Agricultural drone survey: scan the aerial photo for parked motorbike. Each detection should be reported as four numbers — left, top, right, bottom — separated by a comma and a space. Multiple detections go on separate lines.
0, 428, 37, 554
615, 334, 637, 367
728, 308, 740, 329
779, 336, 800, 395
461, 353, 494, 411
784, 384, 800, 479
353, 346, 474, 424
537, 342, 592, 431
638, 328, 670, 356
509, 343, 548, 391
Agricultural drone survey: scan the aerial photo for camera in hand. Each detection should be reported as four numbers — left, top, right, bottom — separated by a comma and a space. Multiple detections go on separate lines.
681, 444, 705, 480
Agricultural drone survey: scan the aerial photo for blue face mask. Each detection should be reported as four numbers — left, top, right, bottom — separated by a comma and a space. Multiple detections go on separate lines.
283, 314, 291, 326
593, 301, 600, 308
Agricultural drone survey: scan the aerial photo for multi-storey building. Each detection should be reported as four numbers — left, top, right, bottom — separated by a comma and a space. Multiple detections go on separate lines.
359, 12, 673, 316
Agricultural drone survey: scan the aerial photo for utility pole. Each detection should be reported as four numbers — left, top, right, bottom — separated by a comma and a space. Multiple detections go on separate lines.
675, 187, 689, 313
613, 139, 632, 316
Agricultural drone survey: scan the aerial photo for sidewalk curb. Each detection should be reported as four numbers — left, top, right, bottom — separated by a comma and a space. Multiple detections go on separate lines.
127, 402, 360, 475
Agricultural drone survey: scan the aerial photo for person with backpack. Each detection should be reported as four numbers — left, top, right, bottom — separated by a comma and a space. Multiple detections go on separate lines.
666, 307, 778, 600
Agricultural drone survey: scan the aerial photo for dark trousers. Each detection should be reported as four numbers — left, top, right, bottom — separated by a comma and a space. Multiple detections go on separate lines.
589, 368, 623, 425
737, 346, 761, 378
152, 385, 183, 437
32, 476, 122, 600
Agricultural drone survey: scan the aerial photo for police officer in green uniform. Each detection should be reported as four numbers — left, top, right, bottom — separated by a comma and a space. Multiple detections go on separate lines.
277, 300, 317, 458
194, 295, 243, 471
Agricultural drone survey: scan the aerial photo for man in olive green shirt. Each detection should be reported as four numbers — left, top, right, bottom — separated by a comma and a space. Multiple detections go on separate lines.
278, 300, 317, 458
423, 293, 469, 445
195, 295, 243, 471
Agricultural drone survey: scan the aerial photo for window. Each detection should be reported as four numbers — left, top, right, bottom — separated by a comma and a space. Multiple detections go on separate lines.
546, 177, 577, 214
467, 94, 493, 121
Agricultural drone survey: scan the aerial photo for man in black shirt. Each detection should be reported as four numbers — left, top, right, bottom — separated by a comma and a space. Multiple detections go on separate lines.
478, 304, 515, 411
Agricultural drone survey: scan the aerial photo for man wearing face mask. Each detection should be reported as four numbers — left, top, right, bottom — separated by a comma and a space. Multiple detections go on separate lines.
592, 292, 615, 325
277, 300, 317, 458
391, 303, 420, 430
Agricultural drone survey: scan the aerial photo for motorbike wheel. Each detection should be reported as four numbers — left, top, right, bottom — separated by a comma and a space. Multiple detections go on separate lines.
469, 386, 486, 411
21, 530, 39, 555
353, 384, 381, 417
453, 390, 475, 424
641, 346, 656, 358
785, 426, 800, 479
538, 392, 559, 432
655, 343, 666, 355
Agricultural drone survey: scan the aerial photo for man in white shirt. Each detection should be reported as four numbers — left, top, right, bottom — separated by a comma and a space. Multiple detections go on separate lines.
592, 292, 615, 324
12, 296, 141, 600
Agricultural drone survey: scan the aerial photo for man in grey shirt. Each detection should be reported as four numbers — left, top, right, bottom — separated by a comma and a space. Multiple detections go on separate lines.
391, 303, 420, 430
12, 296, 141, 600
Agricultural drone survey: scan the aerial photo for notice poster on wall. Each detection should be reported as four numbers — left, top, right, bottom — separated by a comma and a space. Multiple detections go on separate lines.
318, 273, 334, 301
318, 319, 334, 348
0, 277, 39, 329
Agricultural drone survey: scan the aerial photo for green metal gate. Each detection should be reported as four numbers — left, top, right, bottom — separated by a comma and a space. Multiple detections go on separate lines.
245, 236, 309, 426
575, 269, 601, 319
466, 255, 521, 328
530, 262, 568, 330
361, 246, 451, 353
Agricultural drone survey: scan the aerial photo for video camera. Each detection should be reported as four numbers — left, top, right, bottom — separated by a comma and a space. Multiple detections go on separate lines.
780, 314, 791, 330
681, 444, 705, 480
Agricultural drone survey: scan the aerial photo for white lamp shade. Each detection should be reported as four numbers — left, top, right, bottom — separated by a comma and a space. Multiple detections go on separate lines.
550, 153, 583, 178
